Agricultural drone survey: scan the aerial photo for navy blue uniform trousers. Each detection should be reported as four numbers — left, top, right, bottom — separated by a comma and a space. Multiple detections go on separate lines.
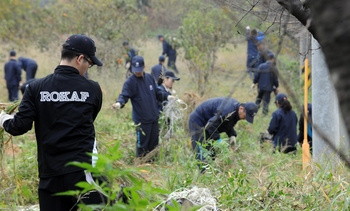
255, 89, 271, 115
167, 54, 178, 73
7, 84, 19, 102
136, 121, 159, 157
26, 64, 38, 80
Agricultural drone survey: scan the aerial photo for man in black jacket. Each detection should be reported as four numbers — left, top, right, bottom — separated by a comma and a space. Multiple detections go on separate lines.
0, 34, 106, 211
113, 56, 172, 158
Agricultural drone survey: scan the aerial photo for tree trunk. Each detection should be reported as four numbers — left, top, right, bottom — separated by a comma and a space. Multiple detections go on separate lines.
276, 0, 350, 145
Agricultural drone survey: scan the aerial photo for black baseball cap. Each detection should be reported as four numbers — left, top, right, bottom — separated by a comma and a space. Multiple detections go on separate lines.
244, 102, 259, 123
122, 41, 129, 46
63, 34, 103, 66
131, 56, 145, 72
164, 71, 180, 81
275, 93, 287, 104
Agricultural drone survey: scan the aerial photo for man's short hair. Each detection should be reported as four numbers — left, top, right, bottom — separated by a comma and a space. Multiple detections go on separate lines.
10, 50, 16, 57
251, 29, 258, 36
61, 43, 80, 61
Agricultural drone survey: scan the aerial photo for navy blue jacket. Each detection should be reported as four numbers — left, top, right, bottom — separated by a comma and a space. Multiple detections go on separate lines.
253, 61, 279, 92
189, 97, 240, 140
162, 40, 176, 56
117, 73, 169, 124
18, 57, 38, 71
151, 63, 166, 82
246, 30, 264, 56
4, 59, 22, 86
125, 47, 137, 63
257, 50, 272, 67
268, 108, 298, 148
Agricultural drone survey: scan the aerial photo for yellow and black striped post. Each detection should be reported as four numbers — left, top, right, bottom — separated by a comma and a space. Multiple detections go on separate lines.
301, 63, 311, 89
302, 59, 311, 170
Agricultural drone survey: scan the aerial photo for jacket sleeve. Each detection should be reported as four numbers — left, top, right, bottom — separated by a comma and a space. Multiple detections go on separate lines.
267, 112, 279, 135
297, 113, 304, 144
155, 81, 169, 102
205, 115, 222, 140
16, 63, 22, 82
162, 41, 168, 56
253, 65, 261, 84
256, 31, 265, 41
3, 86, 36, 136
245, 28, 250, 40
273, 66, 279, 88
226, 127, 237, 137
117, 80, 133, 107
93, 83, 103, 121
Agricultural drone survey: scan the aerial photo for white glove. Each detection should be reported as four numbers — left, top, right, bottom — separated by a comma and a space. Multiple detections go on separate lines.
250, 84, 256, 89
125, 62, 131, 69
0, 110, 14, 128
167, 95, 176, 101
246, 26, 250, 30
171, 89, 176, 95
177, 98, 184, 104
229, 136, 237, 148
112, 102, 121, 109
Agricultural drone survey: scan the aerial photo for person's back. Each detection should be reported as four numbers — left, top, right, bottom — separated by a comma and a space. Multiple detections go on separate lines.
18, 57, 38, 80
4, 59, 21, 86
21, 71, 102, 176
4, 51, 22, 102
190, 97, 238, 127
1, 34, 106, 210
254, 61, 278, 91
268, 93, 297, 153
151, 55, 167, 84
246, 28, 264, 57
18, 57, 37, 70
270, 108, 298, 146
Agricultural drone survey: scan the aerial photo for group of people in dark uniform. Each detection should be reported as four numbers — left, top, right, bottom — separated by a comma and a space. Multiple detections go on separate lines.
114, 30, 312, 170
245, 26, 312, 155
0, 29, 313, 209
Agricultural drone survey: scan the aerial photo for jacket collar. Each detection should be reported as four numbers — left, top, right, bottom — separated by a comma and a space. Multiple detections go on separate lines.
54, 65, 80, 75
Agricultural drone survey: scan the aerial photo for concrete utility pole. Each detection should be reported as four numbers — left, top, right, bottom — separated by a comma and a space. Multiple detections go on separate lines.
311, 38, 349, 166
299, 30, 309, 79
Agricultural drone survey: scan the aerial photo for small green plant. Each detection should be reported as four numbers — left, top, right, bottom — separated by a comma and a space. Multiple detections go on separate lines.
58, 141, 169, 210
